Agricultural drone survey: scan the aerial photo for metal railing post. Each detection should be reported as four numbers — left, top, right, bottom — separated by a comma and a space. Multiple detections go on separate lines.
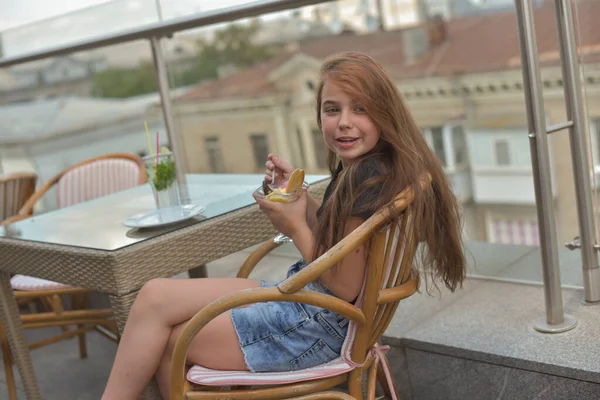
514, 0, 577, 333
150, 36, 188, 194
554, 0, 600, 303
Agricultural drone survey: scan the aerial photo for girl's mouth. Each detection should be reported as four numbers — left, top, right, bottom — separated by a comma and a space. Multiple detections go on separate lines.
336, 137, 359, 149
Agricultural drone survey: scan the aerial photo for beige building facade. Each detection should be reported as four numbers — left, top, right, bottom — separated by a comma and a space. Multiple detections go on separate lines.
160, 2, 600, 246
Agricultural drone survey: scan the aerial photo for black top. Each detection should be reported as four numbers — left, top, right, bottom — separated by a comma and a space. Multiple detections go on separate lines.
316, 157, 385, 221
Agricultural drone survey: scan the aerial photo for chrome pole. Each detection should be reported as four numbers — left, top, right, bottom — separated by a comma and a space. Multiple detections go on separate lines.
514, 0, 576, 332
150, 36, 188, 194
554, 0, 600, 303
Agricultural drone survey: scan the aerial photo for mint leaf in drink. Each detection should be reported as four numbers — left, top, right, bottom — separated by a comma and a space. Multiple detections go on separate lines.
153, 158, 176, 191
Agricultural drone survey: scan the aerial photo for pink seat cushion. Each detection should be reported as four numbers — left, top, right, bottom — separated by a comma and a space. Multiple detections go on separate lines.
187, 357, 353, 386
10, 275, 71, 291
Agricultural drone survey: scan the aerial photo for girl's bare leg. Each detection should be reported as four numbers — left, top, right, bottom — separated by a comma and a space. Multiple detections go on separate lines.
101, 277, 260, 400
155, 314, 241, 399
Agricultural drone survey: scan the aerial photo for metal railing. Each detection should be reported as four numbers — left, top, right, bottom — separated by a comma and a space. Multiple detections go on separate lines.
514, 0, 600, 334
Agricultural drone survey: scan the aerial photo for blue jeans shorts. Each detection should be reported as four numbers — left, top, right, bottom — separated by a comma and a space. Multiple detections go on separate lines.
230, 260, 350, 373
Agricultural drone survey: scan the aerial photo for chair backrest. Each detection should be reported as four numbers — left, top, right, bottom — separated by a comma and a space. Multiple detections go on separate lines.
340, 176, 429, 366
56, 156, 145, 208
17, 153, 146, 216
0, 173, 38, 222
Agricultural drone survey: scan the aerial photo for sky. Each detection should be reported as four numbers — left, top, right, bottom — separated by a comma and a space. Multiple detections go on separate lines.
0, 0, 262, 57
0, 0, 253, 30
0, 0, 114, 30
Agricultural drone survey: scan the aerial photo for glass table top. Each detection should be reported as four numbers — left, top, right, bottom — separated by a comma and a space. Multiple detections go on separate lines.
0, 173, 329, 251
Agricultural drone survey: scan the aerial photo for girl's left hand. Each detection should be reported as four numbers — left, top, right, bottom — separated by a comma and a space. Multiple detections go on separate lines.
253, 189, 308, 238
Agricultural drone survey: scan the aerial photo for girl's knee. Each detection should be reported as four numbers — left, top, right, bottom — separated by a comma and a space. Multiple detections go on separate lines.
134, 278, 170, 314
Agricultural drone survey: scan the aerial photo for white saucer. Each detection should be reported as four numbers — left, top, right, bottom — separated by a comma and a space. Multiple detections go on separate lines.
124, 204, 205, 228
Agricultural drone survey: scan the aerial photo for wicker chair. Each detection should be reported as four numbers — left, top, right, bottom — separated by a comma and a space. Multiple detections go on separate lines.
0, 172, 37, 222
0, 152, 146, 400
168, 175, 431, 400
0, 172, 38, 399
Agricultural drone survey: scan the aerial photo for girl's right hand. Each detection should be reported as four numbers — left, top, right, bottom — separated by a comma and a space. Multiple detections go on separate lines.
264, 154, 295, 185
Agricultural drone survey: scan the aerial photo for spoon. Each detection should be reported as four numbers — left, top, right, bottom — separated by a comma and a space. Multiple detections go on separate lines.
268, 166, 278, 190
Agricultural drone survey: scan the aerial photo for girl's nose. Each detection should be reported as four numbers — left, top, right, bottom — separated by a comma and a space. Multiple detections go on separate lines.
338, 110, 353, 130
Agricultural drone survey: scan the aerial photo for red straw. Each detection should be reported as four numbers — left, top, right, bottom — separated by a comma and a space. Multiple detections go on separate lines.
156, 132, 159, 166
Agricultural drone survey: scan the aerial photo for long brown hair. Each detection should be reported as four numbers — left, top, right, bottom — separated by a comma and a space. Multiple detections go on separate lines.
312, 52, 466, 292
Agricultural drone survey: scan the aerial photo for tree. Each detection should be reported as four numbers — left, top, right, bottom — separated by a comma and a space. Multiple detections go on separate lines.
93, 21, 277, 98
92, 61, 157, 98
200, 21, 275, 69
174, 21, 276, 87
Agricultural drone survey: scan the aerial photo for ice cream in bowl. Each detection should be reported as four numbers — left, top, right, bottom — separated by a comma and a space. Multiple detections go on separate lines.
255, 168, 308, 203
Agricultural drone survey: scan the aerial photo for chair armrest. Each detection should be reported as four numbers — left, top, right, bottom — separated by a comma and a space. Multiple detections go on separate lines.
236, 236, 283, 278
169, 287, 365, 400
16, 173, 62, 217
1, 214, 30, 226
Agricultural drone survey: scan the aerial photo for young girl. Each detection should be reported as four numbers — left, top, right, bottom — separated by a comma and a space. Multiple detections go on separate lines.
101, 52, 466, 400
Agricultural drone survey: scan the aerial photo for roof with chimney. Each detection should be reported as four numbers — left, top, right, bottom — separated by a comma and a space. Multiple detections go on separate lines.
178, 0, 600, 103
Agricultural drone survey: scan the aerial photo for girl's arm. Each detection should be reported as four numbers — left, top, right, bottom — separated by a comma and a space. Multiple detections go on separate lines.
290, 222, 316, 264
319, 217, 368, 303
306, 195, 321, 230
293, 217, 368, 303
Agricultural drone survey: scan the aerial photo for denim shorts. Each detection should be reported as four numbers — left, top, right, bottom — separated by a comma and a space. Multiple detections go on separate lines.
230, 260, 349, 373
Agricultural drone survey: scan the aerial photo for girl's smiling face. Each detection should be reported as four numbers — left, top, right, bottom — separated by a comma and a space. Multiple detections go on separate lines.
319, 80, 380, 166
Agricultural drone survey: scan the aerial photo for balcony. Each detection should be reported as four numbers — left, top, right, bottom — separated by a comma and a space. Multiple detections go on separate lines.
1, 0, 600, 399
472, 166, 538, 204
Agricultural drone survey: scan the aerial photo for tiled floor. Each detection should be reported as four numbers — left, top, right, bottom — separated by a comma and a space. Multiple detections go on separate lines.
1, 243, 598, 399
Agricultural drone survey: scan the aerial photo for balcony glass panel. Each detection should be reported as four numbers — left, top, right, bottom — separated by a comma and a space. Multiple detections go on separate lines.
1, 0, 595, 293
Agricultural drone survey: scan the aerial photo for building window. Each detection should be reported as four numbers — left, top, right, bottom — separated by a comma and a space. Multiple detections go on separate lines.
490, 219, 539, 247
312, 128, 328, 169
494, 139, 511, 166
249, 134, 269, 169
425, 127, 447, 167
204, 136, 225, 173
451, 125, 468, 168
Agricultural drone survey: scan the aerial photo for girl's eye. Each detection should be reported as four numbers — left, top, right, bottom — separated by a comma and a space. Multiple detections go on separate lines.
355, 106, 366, 113
324, 107, 338, 113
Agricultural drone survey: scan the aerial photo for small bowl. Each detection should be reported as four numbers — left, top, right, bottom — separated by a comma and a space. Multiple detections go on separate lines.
254, 181, 309, 203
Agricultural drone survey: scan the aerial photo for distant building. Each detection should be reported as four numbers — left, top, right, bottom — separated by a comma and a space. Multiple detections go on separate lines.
0, 36, 200, 105
158, 1, 600, 246
0, 55, 106, 104
251, 16, 333, 47
300, 0, 429, 33
425, 0, 545, 19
